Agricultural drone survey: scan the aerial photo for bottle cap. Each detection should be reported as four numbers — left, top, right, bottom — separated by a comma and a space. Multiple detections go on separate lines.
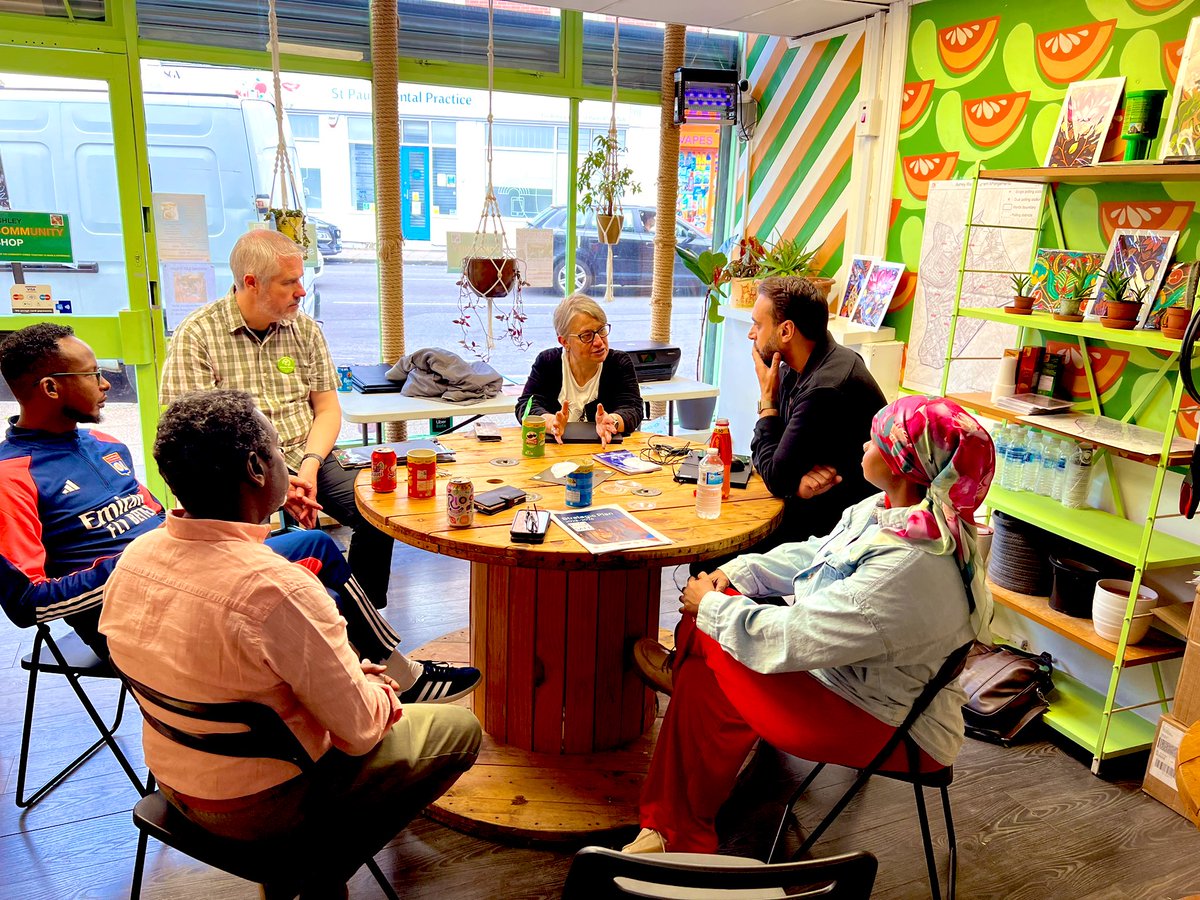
715, 418, 729, 426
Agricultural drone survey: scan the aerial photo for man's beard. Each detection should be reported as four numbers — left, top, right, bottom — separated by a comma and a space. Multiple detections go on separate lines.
63, 404, 100, 425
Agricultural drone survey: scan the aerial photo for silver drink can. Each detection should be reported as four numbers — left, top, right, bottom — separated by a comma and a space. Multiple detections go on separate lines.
447, 477, 475, 528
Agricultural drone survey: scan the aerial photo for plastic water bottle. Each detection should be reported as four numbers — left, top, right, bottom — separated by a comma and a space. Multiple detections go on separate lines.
1053, 439, 1071, 501
1002, 426, 1026, 491
993, 425, 1011, 486
1022, 434, 1043, 493
696, 447, 724, 519
1036, 437, 1059, 497
1062, 443, 1094, 509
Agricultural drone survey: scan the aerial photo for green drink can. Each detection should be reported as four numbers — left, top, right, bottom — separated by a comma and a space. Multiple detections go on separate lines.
521, 416, 546, 458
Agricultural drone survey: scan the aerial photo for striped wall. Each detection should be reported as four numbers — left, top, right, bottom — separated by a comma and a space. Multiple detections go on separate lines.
733, 25, 865, 277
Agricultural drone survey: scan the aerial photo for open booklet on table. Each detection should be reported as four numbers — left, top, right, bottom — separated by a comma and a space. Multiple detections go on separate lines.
550, 505, 672, 554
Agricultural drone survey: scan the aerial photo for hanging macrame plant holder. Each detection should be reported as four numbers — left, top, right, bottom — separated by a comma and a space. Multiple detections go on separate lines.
598, 19, 622, 301
264, 0, 308, 250
455, 0, 529, 360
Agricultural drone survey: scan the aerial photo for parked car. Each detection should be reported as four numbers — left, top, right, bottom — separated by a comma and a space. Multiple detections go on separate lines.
309, 214, 342, 257
527, 205, 710, 295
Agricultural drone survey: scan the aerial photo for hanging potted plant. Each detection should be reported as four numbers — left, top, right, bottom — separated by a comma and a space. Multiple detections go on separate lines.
578, 133, 639, 245
267, 207, 309, 249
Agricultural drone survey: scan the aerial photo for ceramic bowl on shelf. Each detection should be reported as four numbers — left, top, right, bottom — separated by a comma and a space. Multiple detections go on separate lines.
1091, 606, 1153, 644
1091, 579, 1158, 643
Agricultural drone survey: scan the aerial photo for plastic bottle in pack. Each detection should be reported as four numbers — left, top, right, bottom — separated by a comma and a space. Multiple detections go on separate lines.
1002, 426, 1027, 491
1036, 437, 1060, 497
696, 447, 724, 519
1022, 433, 1043, 493
1053, 438, 1071, 501
993, 424, 1011, 486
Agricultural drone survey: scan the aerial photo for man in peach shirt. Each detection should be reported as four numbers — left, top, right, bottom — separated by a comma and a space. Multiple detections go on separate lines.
100, 391, 480, 896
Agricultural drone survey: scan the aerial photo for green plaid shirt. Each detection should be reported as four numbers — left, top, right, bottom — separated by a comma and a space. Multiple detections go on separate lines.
160, 289, 337, 470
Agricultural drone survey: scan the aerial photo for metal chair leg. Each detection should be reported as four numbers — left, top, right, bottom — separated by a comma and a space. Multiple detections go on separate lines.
366, 858, 400, 900
767, 762, 826, 863
129, 827, 151, 900
940, 785, 957, 900
912, 783, 942, 900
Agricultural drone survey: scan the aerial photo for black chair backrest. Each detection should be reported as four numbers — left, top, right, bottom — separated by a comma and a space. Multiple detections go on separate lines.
562, 847, 877, 899
110, 661, 314, 774
866, 639, 975, 775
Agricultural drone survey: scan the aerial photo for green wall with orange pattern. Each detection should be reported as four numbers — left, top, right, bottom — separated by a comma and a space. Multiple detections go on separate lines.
887, 0, 1200, 436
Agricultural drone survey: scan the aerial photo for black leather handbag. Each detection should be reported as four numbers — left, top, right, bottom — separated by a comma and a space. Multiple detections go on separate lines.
959, 641, 1054, 745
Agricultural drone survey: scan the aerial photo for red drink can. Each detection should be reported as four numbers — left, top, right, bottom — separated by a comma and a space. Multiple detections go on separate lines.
406, 448, 437, 499
709, 418, 733, 500
370, 447, 397, 493
447, 477, 474, 527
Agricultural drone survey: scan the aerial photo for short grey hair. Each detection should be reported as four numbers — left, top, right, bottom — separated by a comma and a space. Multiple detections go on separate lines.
230, 229, 304, 291
552, 293, 607, 338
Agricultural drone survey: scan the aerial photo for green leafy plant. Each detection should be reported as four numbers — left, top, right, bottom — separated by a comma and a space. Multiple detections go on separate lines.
576, 134, 640, 218
717, 235, 767, 282
760, 235, 822, 279
1066, 258, 1100, 298
266, 207, 310, 249
676, 245, 729, 377
1100, 268, 1134, 305
1010, 272, 1032, 296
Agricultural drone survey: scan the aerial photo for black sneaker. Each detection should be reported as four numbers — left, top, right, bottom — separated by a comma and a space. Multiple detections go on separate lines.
398, 660, 481, 704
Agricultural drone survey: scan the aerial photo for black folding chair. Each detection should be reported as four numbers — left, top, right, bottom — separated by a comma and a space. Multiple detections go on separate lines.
15, 623, 144, 808
112, 664, 399, 900
562, 846, 877, 899
767, 641, 975, 900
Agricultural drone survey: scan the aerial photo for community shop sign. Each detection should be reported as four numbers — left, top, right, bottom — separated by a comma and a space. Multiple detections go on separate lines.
0, 211, 74, 264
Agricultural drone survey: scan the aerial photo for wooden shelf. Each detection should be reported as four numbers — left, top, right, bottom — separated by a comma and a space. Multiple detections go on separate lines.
986, 485, 1200, 569
951, 393, 1192, 466
957, 307, 1183, 351
988, 580, 1184, 667
980, 162, 1200, 184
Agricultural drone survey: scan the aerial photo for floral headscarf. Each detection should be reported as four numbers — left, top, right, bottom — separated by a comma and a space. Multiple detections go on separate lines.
870, 395, 995, 640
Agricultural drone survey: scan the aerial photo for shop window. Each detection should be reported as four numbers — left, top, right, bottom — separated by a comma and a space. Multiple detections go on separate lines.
289, 113, 320, 141
348, 116, 373, 142
0, 0, 104, 19
581, 19, 739, 92
431, 147, 456, 216
396, 0, 560, 73
560, 126, 629, 154
350, 143, 374, 211
403, 119, 430, 144
496, 186, 552, 221
431, 121, 456, 144
493, 123, 554, 151
301, 167, 322, 208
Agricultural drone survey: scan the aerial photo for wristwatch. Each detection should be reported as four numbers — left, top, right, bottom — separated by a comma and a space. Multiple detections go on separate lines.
756, 399, 777, 415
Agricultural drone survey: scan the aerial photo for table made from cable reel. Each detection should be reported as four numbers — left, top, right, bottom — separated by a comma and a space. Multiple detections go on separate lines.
355, 430, 782, 841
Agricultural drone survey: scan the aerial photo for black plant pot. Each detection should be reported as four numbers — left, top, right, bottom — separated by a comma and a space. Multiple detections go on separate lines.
1048, 556, 1101, 618
676, 396, 718, 432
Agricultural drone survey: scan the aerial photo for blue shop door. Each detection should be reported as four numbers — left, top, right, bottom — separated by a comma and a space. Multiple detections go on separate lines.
401, 146, 431, 241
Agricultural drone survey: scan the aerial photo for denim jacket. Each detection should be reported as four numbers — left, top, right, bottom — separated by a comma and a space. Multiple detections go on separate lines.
698, 494, 977, 765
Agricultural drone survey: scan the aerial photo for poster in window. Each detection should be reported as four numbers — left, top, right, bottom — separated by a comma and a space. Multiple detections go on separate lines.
516, 228, 554, 288
152, 193, 210, 261
161, 262, 217, 331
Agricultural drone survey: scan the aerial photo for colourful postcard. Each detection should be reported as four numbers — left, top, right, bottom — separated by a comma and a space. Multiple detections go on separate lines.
1043, 77, 1126, 168
1163, 16, 1200, 159
838, 255, 877, 319
1029, 249, 1104, 313
1147, 261, 1199, 329
1083, 229, 1180, 325
850, 261, 905, 331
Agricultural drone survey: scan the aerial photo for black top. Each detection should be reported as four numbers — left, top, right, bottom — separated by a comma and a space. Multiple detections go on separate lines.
515, 348, 644, 433
751, 332, 886, 548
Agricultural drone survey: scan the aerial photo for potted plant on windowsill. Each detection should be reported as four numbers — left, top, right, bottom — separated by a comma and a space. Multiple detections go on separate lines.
723, 236, 768, 308
577, 134, 639, 245
760, 235, 833, 303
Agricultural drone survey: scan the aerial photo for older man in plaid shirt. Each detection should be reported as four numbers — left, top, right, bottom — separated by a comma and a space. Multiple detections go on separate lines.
160, 229, 480, 705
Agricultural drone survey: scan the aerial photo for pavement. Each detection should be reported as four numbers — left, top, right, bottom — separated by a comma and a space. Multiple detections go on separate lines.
326, 243, 445, 265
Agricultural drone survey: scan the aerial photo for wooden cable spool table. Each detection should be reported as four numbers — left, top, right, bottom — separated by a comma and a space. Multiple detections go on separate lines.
355, 429, 783, 841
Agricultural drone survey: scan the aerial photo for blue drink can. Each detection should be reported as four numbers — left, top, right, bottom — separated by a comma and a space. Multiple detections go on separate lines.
336, 365, 354, 392
565, 460, 594, 508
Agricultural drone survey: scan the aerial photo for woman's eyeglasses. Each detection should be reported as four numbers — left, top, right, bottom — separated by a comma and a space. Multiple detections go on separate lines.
567, 324, 612, 344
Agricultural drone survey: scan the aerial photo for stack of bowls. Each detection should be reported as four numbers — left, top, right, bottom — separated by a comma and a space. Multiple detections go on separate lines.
1091, 579, 1159, 644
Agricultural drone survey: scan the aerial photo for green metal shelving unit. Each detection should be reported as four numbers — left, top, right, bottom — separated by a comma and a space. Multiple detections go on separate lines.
941, 163, 1200, 773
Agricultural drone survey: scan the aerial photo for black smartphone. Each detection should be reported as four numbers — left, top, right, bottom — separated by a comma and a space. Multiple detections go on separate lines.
474, 422, 502, 442
474, 485, 527, 515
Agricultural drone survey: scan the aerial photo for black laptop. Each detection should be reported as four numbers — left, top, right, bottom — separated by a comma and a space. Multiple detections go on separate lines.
558, 421, 624, 444
673, 450, 753, 489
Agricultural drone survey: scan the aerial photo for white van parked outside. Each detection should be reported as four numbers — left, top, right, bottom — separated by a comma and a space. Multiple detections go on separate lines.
0, 90, 322, 323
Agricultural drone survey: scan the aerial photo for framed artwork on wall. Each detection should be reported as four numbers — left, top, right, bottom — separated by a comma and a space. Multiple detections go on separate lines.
1082, 228, 1179, 326
1162, 15, 1200, 159
851, 261, 905, 331
838, 255, 877, 319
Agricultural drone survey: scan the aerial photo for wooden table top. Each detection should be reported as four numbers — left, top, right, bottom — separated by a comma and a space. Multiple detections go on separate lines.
354, 429, 783, 569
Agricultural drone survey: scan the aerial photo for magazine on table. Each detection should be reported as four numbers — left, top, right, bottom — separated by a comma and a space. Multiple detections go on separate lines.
550, 505, 672, 554
592, 449, 662, 475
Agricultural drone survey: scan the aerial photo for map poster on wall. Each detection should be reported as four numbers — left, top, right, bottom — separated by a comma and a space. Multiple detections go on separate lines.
1043, 78, 1126, 168
903, 179, 1044, 395
515, 228, 554, 288
151, 193, 210, 261
1163, 16, 1200, 159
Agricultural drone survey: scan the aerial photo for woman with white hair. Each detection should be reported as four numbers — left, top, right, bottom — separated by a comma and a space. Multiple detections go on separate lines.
515, 293, 643, 445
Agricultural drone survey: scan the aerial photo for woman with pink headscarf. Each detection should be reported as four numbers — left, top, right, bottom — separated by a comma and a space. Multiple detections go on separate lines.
625, 395, 995, 854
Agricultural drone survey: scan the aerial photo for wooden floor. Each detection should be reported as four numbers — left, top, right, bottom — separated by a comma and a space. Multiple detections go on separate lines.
4, 537, 1200, 899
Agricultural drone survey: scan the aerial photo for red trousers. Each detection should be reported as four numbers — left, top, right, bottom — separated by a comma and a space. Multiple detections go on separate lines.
639, 612, 939, 852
